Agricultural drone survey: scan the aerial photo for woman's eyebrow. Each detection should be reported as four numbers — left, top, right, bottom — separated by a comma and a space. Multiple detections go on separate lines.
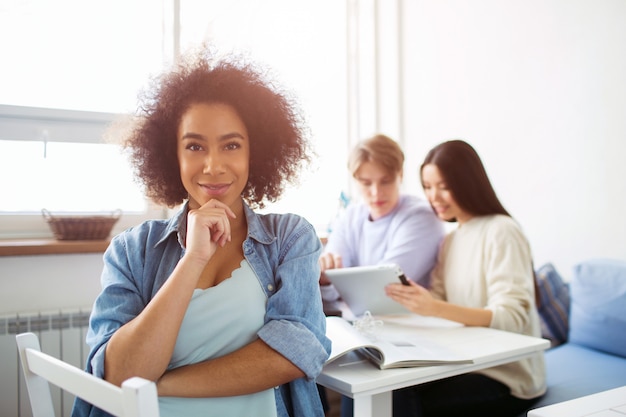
180, 132, 206, 141
219, 132, 246, 141
180, 132, 246, 141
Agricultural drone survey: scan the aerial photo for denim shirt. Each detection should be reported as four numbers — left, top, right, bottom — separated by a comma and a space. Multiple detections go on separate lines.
72, 202, 331, 417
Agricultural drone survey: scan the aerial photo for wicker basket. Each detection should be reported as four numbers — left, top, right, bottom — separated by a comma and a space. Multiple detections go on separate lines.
42, 209, 122, 240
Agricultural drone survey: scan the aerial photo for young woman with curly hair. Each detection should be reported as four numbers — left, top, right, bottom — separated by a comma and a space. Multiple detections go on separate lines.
72, 48, 331, 417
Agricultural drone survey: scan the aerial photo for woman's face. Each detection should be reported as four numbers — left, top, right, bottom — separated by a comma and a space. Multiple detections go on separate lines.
177, 102, 250, 210
354, 161, 402, 220
421, 163, 472, 224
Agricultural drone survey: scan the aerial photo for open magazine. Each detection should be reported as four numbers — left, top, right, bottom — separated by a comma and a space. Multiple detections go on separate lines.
325, 315, 473, 370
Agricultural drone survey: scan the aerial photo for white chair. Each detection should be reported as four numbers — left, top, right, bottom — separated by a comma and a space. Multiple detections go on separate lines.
16, 332, 160, 417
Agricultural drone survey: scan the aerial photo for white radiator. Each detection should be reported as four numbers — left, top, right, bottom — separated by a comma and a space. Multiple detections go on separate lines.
0, 309, 91, 417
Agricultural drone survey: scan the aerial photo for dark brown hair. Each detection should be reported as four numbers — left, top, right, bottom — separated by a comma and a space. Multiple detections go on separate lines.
122, 48, 311, 208
420, 139, 509, 222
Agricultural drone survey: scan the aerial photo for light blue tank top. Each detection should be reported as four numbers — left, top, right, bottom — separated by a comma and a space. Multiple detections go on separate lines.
159, 260, 278, 417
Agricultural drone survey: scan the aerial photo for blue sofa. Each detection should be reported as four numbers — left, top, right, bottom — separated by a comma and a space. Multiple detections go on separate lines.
522, 258, 626, 415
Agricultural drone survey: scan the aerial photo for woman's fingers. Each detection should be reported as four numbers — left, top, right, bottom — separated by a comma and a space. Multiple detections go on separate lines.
386, 282, 429, 313
319, 253, 343, 272
200, 200, 237, 245
186, 200, 237, 260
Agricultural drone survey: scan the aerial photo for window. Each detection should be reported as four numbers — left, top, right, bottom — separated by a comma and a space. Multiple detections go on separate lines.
0, 140, 144, 213
0, 104, 164, 238
0, 0, 350, 239
0, 0, 164, 113
0, 0, 167, 239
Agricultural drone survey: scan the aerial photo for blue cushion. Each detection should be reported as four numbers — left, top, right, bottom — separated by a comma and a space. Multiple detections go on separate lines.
568, 258, 626, 358
530, 343, 626, 409
535, 263, 570, 347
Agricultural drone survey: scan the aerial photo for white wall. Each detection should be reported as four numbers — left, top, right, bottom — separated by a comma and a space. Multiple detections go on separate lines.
0, 254, 102, 315
399, 0, 626, 279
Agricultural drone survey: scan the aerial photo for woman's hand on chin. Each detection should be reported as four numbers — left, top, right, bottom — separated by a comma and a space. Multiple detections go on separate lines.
185, 199, 237, 263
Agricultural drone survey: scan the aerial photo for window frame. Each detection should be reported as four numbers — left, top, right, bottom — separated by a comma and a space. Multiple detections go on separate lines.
0, 104, 119, 145
0, 104, 165, 240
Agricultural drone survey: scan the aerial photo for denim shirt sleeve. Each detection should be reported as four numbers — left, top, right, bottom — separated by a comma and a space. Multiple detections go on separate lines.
85, 220, 179, 380
245, 211, 331, 380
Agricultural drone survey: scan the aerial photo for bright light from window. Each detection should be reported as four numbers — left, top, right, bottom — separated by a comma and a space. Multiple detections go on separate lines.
0, 140, 145, 213
0, 0, 164, 113
0, 0, 163, 230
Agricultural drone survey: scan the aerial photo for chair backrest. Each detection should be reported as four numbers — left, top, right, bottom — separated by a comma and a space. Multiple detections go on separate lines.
16, 332, 160, 417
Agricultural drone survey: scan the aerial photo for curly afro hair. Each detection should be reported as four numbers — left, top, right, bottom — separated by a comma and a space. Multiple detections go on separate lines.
122, 47, 312, 209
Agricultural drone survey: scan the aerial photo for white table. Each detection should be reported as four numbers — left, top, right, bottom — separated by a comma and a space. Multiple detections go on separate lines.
317, 315, 550, 417
527, 386, 626, 417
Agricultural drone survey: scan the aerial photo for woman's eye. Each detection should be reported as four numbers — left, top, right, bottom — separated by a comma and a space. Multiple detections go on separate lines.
186, 143, 203, 151
224, 142, 241, 151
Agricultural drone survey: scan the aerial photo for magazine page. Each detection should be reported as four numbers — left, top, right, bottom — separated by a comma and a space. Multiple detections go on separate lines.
360, 336, 472, 369
326, 316, 374, 363
325, 316, 473, 369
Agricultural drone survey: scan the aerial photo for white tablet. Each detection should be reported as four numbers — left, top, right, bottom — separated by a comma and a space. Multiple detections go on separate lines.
324, 264, 412, 317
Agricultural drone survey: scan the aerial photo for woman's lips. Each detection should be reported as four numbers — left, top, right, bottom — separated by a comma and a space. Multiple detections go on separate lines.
431, 204, 446, 213
200, 183, 230, 196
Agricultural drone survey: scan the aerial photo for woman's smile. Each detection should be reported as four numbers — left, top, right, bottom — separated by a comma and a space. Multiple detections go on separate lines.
199, 182, 232, 197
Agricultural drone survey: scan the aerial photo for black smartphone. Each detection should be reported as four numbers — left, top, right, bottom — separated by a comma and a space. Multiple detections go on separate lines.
398, 273, 410, 286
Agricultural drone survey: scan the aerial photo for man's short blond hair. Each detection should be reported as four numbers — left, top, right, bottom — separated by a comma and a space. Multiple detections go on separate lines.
348, 134, 404, 177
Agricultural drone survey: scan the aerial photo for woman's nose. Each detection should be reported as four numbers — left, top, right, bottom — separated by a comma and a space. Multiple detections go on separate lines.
202, 153, 223, 174
427, 189, 439, 202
